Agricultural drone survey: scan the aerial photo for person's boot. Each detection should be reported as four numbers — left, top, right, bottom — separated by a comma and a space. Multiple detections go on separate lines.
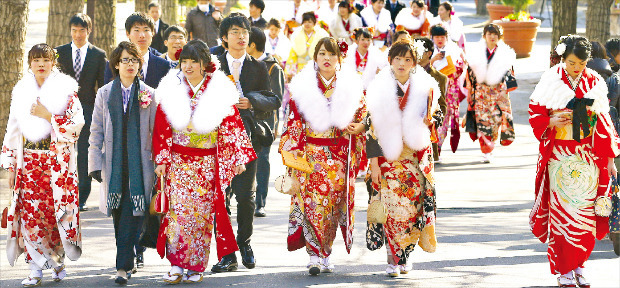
239, 245, 256, 269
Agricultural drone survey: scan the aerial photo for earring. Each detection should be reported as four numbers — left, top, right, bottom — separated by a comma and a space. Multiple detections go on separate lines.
314, 61, 319, 71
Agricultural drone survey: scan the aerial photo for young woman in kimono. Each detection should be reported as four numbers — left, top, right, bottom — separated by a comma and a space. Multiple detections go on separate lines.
394, 0, 432, 37
153, 40, 256, 284
432, 2, 465, 50
280, 37, 366, 275
429, 24, 465, 157
360, 0, 393, 48
529, 35, 620, 288
88, 41, 156, 285
465, 24, 516, 163
365, 40, 439, 277
285, 12, 330, 81
1, 44, 84, 287
344, 28, 389, 91
329, 1, 363, 45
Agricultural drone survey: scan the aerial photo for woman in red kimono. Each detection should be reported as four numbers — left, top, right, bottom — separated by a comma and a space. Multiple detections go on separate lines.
152, 40, 256, 284
280, 37, 366, 275
1, 44, 84, 287
529, 35, 620, 288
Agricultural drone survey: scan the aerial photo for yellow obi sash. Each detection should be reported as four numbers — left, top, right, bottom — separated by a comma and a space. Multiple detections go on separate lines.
551, 110, 594, 140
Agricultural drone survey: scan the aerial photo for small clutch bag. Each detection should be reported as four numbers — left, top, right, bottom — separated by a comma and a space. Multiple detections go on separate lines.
274, 175, 301, 195
367, 200, 387, 224
595, 195, 613, 217
281, 150, 313, 174
150, 175, 168, 216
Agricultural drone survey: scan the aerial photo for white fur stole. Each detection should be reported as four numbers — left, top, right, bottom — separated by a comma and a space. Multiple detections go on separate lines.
466, 39, 516, 86
11, 71, 77, 142
156, 69, 240, 134
288, 62, 364, 133
530, 64, 609, 114
366, 66, 440, 161
344, 44, 389, 90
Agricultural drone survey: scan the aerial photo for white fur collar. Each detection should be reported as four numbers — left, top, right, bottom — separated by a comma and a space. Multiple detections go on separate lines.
366, 66, 440, 161
288, 62, 363, 132
11, 71, 77, 142
344, 44, 389, 89
530, 64, 609, 114
466, 40, 516, 86
156, 69, 240, 133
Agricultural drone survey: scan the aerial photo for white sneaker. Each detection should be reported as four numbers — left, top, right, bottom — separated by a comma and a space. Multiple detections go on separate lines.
386, 264, 400, 277
51, 264, 66, 282
482, 153, 492, 163
21, 269, 42, 287
320, 256, 334, 273
307, 256, 321, 275
399, 263, 412, 274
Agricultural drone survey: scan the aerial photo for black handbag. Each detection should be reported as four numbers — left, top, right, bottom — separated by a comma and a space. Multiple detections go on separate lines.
465, 110, 477, 134
139, 180, 161, 249
252, 117, 275, 147
505, 68, 518, 92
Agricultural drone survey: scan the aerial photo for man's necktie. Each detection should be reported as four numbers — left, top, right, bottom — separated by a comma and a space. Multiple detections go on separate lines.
122, 88, 130, 113
232, 60, 241, 82
74, 49, 82, 81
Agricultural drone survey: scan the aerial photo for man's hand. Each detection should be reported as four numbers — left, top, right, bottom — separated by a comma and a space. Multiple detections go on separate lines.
155, 164, 166, 177
89, 171, 102, 183
31, 99, 52, 122
234, 164, 246, 175
235, 98, 252, 110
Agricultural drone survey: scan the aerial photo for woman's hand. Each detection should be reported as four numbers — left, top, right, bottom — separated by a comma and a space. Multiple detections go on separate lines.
31, 99, 52, 123
548, 115, 571, 128
155, 164, 166, 177
370, 158, 380, 186
345, 123, 365, 135
291, 150, 303, 159
430, 52, 444, 65
7, 171, 15, 190
234, 164, 246, 175
609, 158, 617, 177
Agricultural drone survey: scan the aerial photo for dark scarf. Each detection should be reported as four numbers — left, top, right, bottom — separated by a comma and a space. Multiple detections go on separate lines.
107, 77, 145, 214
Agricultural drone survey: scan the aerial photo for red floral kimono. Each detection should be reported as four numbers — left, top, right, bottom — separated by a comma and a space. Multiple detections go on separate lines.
153, 70, 256, 272
529, 65, 620, 275
1, 72, 84, 269
281, 64, 366, 257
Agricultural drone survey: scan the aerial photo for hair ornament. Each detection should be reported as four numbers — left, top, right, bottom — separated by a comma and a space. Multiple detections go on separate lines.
367, 27, 375, 35
174, 48, 183, 61
205, 61, 217, 74
555, 43, 567, 56
338, 39, 348, 58
395, 25, 406, 32
450, 11, 455, 16
413, 39, 426, 60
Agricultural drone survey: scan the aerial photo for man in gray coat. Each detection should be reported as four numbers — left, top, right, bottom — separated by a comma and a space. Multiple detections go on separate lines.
186, 0, 222, 48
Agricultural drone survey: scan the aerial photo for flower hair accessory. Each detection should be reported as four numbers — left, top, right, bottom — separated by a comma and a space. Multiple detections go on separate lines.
555, 43, 567, 56
174, 48, 183, 61
338, 39, 348, 58
413, 39, 426, 61
450, 11, 455, 16
205, 61, 217, 74
395, 25, 406, 32
367, 27, 375, 35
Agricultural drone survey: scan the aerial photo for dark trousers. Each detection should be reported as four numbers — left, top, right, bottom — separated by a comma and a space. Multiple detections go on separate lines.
227, 159, 257, 247
78, 104, 93, 207
255, 116, 275, 209
111, 177, 144, 272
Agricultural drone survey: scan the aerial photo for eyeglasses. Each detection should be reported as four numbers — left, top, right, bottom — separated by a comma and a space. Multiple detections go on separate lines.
229, 30, 249, 37
120, 58, 140, 64
169, 36, 186, 41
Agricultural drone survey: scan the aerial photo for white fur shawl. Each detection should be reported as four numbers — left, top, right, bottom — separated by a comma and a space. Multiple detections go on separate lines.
11, 71, 77, 142
466, 39, 516, 86
530, 64, 609, 114
288, 62, 364, 133
156, 69, 240, 133
344, 44, 389, 90
366, 66, 440, 161
394, 9, 433, 30
329, 13, 363, 44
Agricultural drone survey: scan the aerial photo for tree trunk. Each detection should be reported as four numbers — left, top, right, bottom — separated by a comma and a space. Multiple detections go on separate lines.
135, 0, 149, 13
476, 0, 489, 16
551, 0, 578, 52
46, 0, 85, 48
160, 0, 178, 26
93, 0, 117, 57
224, 0, 239, 15
586, 0, 615, 43
0, 0, 30, 142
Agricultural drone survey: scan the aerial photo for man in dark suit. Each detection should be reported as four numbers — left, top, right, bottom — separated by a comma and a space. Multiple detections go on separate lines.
104, 12, 171, 89
186, 0, 222, 48
55, 13, 106, 212
148, 2, 169, 54
211, 15, 280, 273
249, 0, 267, 29
385, 0, 406, 22
246, 27, 284, 218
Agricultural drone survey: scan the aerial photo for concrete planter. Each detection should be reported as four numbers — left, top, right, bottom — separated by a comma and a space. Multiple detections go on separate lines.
487, 3, 514, 21
493, 19, 541, 58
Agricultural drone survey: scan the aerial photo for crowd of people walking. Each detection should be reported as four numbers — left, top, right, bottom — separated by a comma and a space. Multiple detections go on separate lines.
2, 0, 620, 287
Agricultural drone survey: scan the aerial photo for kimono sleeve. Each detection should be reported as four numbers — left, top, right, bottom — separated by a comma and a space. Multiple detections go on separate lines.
284, 48, 298, 76
278, 100, 306, 153
1, 97, 21, 172
219, 106, 257, 168
153, 104, 173, 166
592, 111, 620, 158
51, 93, 85, 144
529, 101, 551, 142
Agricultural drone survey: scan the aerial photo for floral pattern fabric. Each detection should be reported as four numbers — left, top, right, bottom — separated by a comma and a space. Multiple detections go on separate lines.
473, 82, 515, 152
437, 67, 465, 153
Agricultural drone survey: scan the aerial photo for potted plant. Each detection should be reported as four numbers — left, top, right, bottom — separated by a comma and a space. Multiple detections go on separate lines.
486, 0, 515, 21
493, 0, 541, 58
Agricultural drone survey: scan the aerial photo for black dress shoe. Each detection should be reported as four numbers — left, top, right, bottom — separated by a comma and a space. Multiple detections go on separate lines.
211, 254, 238, 273
239, 245, 256, 269
136, 252, 144, 269
114, 276, 127, 285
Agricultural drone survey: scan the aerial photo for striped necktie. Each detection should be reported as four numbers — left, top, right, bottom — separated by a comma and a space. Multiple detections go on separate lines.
122, 87, 130, 113
74, 49, 82, 81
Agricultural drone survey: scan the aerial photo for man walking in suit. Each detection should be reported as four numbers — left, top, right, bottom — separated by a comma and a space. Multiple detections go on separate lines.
186, 0, 222, 47
104, 12, 171, 89
148, 2, 169, 54
211, 15, 280, 273
385, 0, 406, 22
55, 13, 106, 212
249, 0, 267, 29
